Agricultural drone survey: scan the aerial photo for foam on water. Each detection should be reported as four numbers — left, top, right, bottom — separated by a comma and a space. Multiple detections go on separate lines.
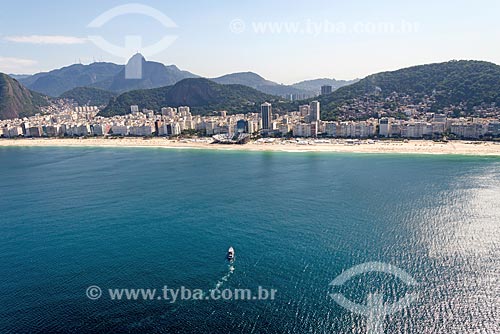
212, 261, 235, 291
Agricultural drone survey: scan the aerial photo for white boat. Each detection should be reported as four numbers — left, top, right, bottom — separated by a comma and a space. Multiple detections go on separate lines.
227, 247, 235, 260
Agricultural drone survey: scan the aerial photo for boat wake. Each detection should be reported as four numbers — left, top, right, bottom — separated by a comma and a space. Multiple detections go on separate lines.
210, 262, 235, 293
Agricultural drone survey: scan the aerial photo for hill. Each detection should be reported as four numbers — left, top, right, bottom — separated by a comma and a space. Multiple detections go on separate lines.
0, 74, 49, 120
211, 72, 276, 87
100, 78, 280, 117
291, 78, 359, 93
8, 74, 31, 81
60, 87, 117, 106
315, 60, 500, 119
19, 62, 122, 97
211, 72, 315, 97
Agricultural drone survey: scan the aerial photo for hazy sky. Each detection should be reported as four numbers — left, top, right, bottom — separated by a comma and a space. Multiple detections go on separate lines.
1, 0, 500, 83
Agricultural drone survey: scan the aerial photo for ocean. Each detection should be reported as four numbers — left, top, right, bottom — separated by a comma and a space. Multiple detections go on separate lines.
0, 147, 499, 333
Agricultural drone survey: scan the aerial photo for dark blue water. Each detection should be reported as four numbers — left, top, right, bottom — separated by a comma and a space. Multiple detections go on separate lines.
0, 147, 499, 333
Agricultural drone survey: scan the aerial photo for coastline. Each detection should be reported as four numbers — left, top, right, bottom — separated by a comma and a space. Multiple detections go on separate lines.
1, 138, 500, 156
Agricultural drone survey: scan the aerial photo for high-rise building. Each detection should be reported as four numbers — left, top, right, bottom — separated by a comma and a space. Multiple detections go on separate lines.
321, 85, 333, 95
261, 102, 272, 130
379, 118, 392, 137
309, 101, 320, 122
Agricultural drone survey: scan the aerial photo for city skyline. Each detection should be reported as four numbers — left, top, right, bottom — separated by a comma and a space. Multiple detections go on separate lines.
1, 0, 500, 83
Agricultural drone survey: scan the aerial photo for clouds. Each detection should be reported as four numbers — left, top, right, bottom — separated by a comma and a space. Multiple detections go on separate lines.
0, 57, 38, 73
4, 35, 87, 45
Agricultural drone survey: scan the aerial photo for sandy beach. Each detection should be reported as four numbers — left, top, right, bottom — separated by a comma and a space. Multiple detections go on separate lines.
1, 138, 500, 156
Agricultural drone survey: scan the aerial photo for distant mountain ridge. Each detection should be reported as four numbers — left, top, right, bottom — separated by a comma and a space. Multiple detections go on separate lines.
16, 55, 357, 99
292, 78, 360, 92
211, 72, 277, 88
210, 72, 355, 97
19, 54, 199, 97
19, 62, 122, 97
0, 74, 49, 120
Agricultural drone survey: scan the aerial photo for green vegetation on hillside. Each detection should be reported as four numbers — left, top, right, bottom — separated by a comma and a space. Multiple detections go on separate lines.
60, 87, 116, 106
0, 74, 49, 120
19, 62, 122, 97
100, 78, 282, 116
314, 60, 500, 120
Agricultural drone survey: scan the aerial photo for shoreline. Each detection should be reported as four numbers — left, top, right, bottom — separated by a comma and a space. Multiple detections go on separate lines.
1, 138, 500, 157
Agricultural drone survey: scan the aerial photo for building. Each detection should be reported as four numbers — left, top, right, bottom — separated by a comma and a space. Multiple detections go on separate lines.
178, 106, 191, 116
311, 122, 319, 137
130, 105, 139, 114
324, 122, 338, 137
321, 85, 333, 95
299, 105, 310, 117
161, 107, 176, 117
309, 101, 320, 122
293, 123, 312, 137
379, 118, 392, 137
236, 119, 248, 133
247, 120, 259, 134
261, 102, 272, 131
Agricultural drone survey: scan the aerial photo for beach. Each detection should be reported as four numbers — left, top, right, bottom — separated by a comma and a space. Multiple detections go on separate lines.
1, 137, 500, 156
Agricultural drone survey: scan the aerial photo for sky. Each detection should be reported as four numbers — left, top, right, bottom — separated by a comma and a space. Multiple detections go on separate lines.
1, 0, 500, 84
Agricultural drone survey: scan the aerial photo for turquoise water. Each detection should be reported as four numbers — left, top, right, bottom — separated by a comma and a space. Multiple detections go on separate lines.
0, 147, 499, 333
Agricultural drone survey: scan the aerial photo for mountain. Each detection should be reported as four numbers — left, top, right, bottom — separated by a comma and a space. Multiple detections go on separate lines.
9, 74, 32, 81
18, 55, 355, 101
211, 72, 357, 97
315, 60, 500, 119
60, 87, 117, 106
19, 54, 198, 97
0, 74, 49, 120
211, 72, 314, 97
19, 62, 122, 97
211, 72, 277, 87
92, 54, 199, 94
292, 78, 359, 93
100, 78, 279, 117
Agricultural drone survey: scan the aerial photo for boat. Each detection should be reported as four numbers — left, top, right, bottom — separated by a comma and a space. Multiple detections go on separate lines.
227, 247, 235, 260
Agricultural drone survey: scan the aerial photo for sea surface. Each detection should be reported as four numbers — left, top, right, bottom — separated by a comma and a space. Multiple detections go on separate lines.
0, 147, 499, 333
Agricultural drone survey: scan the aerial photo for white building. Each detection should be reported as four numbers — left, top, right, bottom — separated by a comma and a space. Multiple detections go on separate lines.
324, 122, 339, 137
111, 125, 128, 136
178, 106, 191, 117
293, 123, 311, 137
